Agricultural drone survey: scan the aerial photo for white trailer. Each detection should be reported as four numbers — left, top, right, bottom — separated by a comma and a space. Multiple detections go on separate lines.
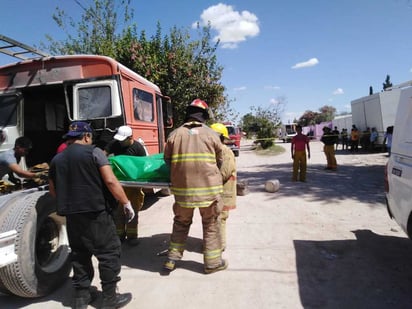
332, 114, 352, 132
350, 84, 409, 144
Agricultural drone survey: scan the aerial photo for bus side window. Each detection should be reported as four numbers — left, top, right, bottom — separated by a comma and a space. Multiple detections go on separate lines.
133, 88, 154, 122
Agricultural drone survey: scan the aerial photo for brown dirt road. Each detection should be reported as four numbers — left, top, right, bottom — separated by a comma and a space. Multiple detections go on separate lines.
2, 139, 411, 309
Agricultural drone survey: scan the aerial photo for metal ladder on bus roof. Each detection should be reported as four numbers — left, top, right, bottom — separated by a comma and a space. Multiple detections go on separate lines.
0, 34, 50, 60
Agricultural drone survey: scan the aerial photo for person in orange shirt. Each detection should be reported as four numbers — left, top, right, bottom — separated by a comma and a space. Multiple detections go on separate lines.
350, 125, 360, 153
291, 125, 310, 182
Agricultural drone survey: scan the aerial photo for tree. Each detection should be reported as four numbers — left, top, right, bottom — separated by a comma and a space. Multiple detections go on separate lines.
46, 0, 231, 127
239, 98, 285, 148
383, 74, 393, 91
317, 105, 336, 123
297, 105, 336, 125
298, 110, 318, 126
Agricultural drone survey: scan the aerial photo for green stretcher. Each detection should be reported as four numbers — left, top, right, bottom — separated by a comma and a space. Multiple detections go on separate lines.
109, 153, 171, 189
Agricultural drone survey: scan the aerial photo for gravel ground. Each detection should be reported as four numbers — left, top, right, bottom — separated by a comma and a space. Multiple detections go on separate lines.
2, 139, 411, 309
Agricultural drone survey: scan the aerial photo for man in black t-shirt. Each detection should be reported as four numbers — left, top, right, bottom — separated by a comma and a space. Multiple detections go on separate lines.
105, 126, 147, 157
105, 125, 147, 245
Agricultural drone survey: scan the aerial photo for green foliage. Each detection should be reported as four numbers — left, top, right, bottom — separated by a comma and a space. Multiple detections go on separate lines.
45, 0, 232, 127
382, 74, 393, 91
240, 101, 284, 149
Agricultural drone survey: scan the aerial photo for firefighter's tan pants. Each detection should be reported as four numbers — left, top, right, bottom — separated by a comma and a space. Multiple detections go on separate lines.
115, 187, 144, 239
219, 210, 229, 251
167, 198, 223, 268
292, 150, 307, 181
323, 145, 337, 169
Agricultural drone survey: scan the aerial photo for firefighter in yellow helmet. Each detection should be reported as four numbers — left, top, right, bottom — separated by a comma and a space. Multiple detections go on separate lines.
210, 123, 237, 251
163, 99, 228, 274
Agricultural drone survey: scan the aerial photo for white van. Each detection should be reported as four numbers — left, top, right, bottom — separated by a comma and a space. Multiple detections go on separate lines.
385, 84, 412, 238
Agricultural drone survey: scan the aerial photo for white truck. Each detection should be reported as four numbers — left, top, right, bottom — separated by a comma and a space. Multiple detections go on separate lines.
351, 86, 406, 145
0, 35, 172, 297
385, 84, 412, 238
280, 123, 297, 143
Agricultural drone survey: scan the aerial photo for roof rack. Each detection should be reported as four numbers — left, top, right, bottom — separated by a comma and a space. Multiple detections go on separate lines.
0, 34, 50, 60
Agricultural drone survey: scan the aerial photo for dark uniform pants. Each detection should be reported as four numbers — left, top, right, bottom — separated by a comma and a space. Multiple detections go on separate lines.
66, 210, 121, 297
167, 198, 223, 268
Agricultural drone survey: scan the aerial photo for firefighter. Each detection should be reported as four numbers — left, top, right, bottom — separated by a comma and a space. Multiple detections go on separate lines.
321, 126, 338, 170
163, 99, 227, 274
210, 123, 237, 251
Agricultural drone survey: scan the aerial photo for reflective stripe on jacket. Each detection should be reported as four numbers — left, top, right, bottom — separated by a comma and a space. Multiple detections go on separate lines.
164, 121, 223, 208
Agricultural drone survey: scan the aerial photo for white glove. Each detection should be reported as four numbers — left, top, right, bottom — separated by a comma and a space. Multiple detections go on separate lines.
123, 201, 135, 223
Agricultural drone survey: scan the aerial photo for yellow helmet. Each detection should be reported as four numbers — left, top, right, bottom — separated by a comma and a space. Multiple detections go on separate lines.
211, 123, 229, 139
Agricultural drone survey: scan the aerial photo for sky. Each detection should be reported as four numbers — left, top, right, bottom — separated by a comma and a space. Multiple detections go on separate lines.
1, 0, 412, 124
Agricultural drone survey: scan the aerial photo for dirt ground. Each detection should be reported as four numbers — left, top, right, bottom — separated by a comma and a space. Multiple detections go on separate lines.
2, 139, 412, 309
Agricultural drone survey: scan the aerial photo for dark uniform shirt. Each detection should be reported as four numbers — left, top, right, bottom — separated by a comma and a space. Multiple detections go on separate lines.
49, 144, 114, 215
105, 140, 146, 156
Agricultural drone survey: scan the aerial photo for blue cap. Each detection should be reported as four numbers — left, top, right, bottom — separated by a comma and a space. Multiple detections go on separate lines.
64, 121, 93, 137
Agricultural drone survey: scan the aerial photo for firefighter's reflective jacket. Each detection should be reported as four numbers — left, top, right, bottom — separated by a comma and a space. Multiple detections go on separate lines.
164, 121, 223, 208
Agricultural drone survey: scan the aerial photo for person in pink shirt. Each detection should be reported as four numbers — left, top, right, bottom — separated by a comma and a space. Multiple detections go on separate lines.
291, 125, 311, 182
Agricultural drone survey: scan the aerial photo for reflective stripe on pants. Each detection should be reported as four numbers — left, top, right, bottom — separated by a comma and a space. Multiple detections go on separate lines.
167, 198, 223, 268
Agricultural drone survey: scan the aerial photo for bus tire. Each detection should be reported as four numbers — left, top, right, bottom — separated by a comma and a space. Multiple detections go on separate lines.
0, 191, 71, 298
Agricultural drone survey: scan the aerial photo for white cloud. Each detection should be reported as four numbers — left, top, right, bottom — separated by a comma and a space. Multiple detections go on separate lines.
333, 88, 344, 95
265, 85, 280, 90
193, 3, 260, 49
291, 58, 319, 69
233, 86, 247, 91
270, 98, 279, 105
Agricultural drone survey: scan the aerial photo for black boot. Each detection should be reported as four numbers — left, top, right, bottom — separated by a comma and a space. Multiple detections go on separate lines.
100, 292, 132, 309
73, 286, 98, 309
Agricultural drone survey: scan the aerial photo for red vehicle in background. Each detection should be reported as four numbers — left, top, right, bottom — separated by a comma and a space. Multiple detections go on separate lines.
223, 122, 241, 157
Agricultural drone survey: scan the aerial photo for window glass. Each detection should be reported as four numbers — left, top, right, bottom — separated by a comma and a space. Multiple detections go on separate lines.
78, 86, 111, 119
133, 89, 154, 122
0, 95, 18, 126
226, 126, 235, 135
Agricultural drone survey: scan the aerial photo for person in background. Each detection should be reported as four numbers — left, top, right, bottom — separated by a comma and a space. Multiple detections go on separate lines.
340, 128, 349, 150
350, 125, 360, 153
48, 121, 133, 309
383, 126, 394, 156
332, 126, 340, 151
321, 126, 337, 171
56, 134, 76, 153
291, 125, 311, 182
360, 127, 371, 151
369, 127, 378, 152
163, 99, 227, 274
0, 136, 43, 181
105, 125, 147, 246
211, 123, 237, 251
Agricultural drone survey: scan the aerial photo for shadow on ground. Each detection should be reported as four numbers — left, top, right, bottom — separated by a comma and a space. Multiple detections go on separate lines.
294, 229, 412, 308
238, 144, 386, 205
121, 234, 204, 275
